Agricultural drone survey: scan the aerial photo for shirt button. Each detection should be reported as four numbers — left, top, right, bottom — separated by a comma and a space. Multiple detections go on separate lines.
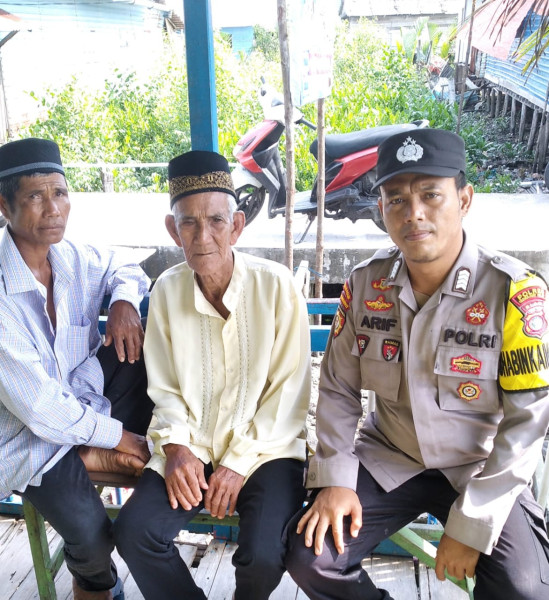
492, 256, 502, 264
309, 472, 316, 481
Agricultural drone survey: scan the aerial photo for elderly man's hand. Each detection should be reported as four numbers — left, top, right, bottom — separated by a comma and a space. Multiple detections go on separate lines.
204, 466, 245, 519
435, 533, 480, 582
104, 300, 144, 364
296, 486, 362, 556
164, 444, 209, 510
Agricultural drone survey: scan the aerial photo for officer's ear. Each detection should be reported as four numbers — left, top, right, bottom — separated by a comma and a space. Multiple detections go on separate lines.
459, 184, 473, 218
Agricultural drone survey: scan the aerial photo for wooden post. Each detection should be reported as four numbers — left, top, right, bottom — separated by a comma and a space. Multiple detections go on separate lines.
502, 92, 509, 116
495, 90, 502, 117
457, 0, 476, 135
182, 0, 218, 151
314, 98, 326, 308
510, 97, 517, 135
490, 89, 497, 118
278, 0, 295, 271
518, 103, 528, 141
527, 109, 540, 152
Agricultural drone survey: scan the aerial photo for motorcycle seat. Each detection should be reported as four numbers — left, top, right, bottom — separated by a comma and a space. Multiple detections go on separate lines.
310, 123, 423, 162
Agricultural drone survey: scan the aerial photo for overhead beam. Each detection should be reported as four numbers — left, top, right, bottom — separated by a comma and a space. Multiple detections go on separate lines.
182, 0, 218, 151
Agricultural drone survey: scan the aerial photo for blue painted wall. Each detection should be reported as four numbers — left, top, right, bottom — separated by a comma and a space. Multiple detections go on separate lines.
221, 26, 255, 55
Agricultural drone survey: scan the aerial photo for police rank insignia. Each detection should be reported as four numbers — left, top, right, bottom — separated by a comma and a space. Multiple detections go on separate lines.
356, 335, 370, 355
365, 295, 394, 312
372, 278, 393, 291
382, 339, 400, 361
453, 268, 471, 293
457, 381, 481, 402
333, 307, 346, 338
451, 353, 482, 375
396, 137, 424, 163
339, 280, 352, 312
465, 301, 489, 325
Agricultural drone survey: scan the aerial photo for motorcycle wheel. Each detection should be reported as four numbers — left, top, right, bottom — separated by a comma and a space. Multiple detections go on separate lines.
235, 184, 266, 226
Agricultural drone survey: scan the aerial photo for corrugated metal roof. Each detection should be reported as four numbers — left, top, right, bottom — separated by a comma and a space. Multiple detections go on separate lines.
0, 1, 170, 31
483, 13, 549, 110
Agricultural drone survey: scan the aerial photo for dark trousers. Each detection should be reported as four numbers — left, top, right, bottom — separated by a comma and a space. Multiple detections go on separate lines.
285, 465, 549, 600
114, 458, 307, 600
19, 344, 153, 592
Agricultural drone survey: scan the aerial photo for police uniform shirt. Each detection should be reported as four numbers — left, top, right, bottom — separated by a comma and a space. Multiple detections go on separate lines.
309, 234, 549, 554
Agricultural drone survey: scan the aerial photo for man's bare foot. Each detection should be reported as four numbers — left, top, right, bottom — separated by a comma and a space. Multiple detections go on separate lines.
78, 446, 146, 477
72, 578, 112, 599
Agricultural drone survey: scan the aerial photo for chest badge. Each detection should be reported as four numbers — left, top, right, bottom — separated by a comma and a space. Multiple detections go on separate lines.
466, 301, 489, 325
365, 295, 394, 312
382, 339, 400, 361
356, 335, 370, 356
451, 353, 482, 375
457, 381, 482, 402
372, 278, 393, 291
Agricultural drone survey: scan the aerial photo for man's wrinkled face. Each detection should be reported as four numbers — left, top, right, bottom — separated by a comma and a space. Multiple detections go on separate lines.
166, 191, 245, 280
0, 172, 70, 248
378, 173, 472, 267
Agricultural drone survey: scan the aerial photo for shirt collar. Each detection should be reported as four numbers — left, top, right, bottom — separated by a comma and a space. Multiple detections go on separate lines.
384, 232, 478, 299
193, 248, 243, 317
0, 229, 74, 296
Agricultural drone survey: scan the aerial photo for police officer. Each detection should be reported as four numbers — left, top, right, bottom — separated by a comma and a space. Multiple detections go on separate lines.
285, 128, 549, 599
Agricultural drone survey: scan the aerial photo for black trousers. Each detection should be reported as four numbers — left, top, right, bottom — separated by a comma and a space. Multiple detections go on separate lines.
284, 465, 549, 600
114, 458, 307, 600
19, 344, 153, 592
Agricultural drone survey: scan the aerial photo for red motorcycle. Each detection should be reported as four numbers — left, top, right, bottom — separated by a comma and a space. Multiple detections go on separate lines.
232, 80, 429, 237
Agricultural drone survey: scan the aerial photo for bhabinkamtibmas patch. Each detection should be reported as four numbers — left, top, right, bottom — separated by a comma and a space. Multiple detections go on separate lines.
499, 274, 549, 391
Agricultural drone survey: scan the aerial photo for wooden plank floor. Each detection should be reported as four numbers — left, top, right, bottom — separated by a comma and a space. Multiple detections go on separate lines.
1, 516, 469, 599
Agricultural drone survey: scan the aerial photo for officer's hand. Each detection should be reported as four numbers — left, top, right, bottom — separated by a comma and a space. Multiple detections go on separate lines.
204, 466, 245, 519
435, 533, 480, 581
104, 300, 144, 364
296, 486, 362, 556
164, 444, 208, 510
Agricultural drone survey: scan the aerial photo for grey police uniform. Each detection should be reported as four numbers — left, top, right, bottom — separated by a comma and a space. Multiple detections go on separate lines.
311, 234, 549, 553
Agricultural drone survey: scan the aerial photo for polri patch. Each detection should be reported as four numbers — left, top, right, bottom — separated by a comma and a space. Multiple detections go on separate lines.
465, 301, 489, 325
356, 334, 370, 355
364, 295, 394, 312
457, 381, 481, 402
333, 307, 346, 338
451, 353, 482, 375
382, 339, 400, 361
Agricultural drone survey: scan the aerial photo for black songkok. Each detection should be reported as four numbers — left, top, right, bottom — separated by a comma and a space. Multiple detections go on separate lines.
0, 138, 65, 180
168, 150, 236, 208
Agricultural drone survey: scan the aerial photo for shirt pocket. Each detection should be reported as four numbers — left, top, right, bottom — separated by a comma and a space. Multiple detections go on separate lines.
434, 345, 500, 413
64, 318, 92, 371
351, 331, 402, 401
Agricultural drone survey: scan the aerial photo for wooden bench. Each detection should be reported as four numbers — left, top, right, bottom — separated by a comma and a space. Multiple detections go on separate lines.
9, 293, 478, 598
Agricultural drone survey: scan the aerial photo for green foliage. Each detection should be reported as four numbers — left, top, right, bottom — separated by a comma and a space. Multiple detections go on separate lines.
20, 17, 508, 194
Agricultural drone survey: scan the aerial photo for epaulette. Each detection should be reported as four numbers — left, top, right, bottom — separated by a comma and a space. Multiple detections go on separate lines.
352, 246, 400, 273
480, 246, 545, 285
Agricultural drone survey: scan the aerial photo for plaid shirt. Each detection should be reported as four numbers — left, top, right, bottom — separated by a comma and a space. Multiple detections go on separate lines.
0, 229, 150, 498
